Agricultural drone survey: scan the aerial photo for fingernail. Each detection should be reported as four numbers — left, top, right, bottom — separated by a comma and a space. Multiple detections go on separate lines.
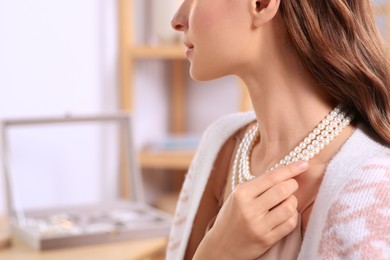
297, 161, 309, 171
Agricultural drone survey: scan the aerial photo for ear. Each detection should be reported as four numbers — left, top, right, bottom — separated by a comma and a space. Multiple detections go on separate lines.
250, 0, 281, 27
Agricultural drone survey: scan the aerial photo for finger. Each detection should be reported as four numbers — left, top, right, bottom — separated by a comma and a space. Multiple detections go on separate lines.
255, 179, 299, 214
261, 195, 298, 231
267, 211, 299, 244
239, 160, 308, 198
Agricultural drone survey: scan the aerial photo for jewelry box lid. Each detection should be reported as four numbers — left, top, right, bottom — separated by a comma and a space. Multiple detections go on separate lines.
0, 113, 145, 222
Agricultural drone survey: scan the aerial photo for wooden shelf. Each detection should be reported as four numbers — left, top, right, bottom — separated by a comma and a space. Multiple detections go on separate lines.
139, 149, 195, 170
156, 192, 180, 215
131, 45, 186, 59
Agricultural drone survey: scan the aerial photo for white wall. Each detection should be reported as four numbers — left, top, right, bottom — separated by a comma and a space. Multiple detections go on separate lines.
0, 0, 113, 116
0, 0, 119, 214
0, 0, 241, 214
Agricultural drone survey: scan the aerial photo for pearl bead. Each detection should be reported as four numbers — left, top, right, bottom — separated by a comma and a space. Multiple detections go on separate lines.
231, 105, 353, 191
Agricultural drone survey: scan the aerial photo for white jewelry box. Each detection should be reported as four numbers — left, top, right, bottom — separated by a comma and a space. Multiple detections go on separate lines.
0, 113, 172, 250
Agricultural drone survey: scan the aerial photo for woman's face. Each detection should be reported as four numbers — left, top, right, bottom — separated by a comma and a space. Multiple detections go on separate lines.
172, 0, 260, 81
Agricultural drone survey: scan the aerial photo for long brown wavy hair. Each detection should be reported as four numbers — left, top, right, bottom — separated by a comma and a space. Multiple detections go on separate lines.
279, 0, 390, 144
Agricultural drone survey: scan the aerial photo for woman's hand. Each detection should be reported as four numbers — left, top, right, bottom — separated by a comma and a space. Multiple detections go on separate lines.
193, 161, 309, 260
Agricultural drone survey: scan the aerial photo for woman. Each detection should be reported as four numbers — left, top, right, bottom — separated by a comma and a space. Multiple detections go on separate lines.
168, 0, 390, 259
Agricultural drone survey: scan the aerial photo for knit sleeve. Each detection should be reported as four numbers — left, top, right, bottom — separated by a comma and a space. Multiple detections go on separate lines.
318, 154, 390, 259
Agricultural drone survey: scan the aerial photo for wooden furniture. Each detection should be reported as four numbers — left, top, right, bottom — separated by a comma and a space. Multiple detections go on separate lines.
118, 0, 189, 171
0, 216, 167, 260
118, 0, 252, 172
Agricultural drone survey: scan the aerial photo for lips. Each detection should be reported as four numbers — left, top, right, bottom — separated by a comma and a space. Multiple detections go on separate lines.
184, 42, 194, 58
184, 42, 194, 49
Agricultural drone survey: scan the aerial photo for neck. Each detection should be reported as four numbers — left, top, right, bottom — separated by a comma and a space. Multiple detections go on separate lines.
236, 53, 352, 173
232, 15, 356, 173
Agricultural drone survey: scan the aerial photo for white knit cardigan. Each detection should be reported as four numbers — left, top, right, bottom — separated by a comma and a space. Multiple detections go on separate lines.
166, 112, 390, 259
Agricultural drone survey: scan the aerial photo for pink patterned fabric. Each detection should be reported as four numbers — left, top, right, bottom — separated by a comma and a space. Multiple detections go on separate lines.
319, 157, 390, 259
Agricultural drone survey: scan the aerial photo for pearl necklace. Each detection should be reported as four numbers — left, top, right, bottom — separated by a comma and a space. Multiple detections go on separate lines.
231, 105, 353, 191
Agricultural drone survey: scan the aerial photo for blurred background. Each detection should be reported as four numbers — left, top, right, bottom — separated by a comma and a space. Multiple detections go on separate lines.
0, 0, 246, 218
0, 0, 389, 250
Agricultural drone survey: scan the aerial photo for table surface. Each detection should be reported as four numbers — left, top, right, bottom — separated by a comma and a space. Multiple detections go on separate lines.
0, 216, 167, 260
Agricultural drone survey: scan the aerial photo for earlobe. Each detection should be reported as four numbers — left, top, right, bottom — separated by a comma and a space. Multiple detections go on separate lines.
251, 0, 280, 27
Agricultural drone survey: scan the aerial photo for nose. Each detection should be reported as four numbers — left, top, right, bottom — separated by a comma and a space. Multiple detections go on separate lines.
171, 1, 189, 32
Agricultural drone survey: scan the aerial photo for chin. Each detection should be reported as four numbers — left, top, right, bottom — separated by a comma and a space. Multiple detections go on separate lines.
189, 66, 226, 81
